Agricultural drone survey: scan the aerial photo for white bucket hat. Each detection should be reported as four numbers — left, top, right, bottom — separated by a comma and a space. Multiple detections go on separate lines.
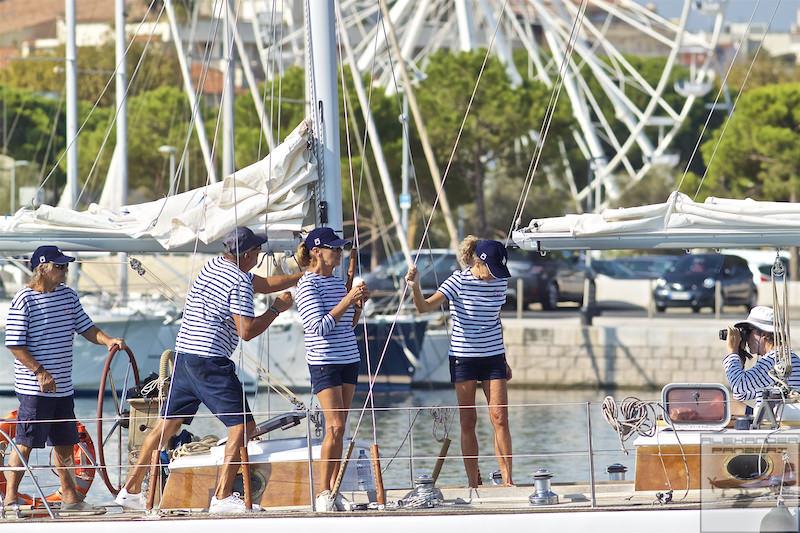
734, 306, 774, 333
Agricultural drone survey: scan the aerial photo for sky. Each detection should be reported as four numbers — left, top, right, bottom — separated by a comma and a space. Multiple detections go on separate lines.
635, 0, 800, 32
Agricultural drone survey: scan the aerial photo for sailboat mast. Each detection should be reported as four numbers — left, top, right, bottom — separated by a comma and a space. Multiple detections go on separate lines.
116, 0, 128, 304
222, 0, 235, 177
306, 0, 342, 238
65, 0, 78, 208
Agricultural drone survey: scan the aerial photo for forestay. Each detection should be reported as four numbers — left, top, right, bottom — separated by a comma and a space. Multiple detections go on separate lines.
0, 121, 314, 253
512, 191, 800, 251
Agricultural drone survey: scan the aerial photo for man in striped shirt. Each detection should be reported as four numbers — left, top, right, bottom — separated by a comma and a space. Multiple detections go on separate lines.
723, 306, 800, 401
115, 227, 300, 514
4, 246, 124, 515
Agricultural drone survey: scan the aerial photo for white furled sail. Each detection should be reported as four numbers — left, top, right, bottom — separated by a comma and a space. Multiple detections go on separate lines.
513, 191, 800, 251
0, 121, 314, 253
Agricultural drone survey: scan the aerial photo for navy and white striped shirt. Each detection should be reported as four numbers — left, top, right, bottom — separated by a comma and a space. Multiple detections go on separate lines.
437, 269, 507, 358
723, 351, 800, 401
174, 256, 255, 358
5, 285, 94, 397
296, 272, 360, 366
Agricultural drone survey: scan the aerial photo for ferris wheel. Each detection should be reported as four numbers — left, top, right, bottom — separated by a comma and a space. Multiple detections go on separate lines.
250, 0, 725, 209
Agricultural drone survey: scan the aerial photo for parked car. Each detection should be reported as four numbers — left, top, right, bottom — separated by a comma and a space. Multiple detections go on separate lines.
653, 253, 757, 313
718, 248, 790, 285
504, 249, 563, 310
361, 249, 459, 305
591, 259, 637, 279
616, 255, 681, 279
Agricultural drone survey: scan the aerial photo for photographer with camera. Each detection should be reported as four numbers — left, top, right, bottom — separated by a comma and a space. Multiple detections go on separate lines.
723, 306, 800, 401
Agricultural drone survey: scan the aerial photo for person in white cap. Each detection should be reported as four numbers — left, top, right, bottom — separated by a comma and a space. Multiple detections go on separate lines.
723, 305, 800, 401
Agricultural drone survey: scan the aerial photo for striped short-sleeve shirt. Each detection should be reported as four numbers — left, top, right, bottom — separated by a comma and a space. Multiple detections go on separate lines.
5, 285, 94, 397
174, 256, 255, 358
296, 272, 361, 365
437, 269, 507, 358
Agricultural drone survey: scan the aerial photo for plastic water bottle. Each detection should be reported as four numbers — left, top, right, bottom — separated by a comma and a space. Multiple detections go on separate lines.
355, 449, 377, 502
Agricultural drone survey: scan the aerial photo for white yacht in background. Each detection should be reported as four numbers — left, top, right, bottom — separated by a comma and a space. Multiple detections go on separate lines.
0, 266, 180, 394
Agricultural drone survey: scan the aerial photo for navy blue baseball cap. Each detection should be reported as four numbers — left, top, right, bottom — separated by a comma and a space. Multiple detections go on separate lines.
222, 226, 267, 254
475, 240, 511, 279
304, 227, 351, 250
30, 245, 76, 269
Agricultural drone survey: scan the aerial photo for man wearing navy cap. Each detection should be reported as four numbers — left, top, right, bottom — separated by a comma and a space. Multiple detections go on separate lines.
116, 227, 303, 514
4, 246, 125, 515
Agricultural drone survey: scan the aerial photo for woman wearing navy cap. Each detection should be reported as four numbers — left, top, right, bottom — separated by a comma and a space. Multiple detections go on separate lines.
295, 227, 369, 511
406, 236, 513, 487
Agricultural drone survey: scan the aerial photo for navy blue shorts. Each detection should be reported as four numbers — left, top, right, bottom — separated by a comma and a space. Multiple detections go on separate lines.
14, 394, 79, 449
308, 363, 360, 394
449, 355, 508, 383
162, 353, 253, 427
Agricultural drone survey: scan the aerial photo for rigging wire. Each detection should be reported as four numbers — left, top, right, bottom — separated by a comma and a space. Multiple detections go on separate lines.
505, 0, 588, 243
33, 0, 161, 200
674, 0, 763, 194
347, 0, 512, 446
75, 5, 171, 205
692, 0, 783, 200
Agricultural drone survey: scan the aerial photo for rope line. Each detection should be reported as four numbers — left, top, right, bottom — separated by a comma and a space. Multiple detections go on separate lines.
692, 0, 783, 200
674, 0, 763, 194
505, 0, 588, 242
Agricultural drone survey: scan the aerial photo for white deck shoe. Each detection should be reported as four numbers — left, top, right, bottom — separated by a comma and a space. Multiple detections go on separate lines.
315, 490, 335, 512
209, 492, 262, 514
114, 488, 146, 511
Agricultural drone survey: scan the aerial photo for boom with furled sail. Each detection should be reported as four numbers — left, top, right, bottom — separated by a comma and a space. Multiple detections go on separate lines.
512, 191, 800, 252
0, 121, 315, 254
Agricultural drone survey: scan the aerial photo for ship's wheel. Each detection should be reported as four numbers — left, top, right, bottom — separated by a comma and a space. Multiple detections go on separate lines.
96, 345, 141, 495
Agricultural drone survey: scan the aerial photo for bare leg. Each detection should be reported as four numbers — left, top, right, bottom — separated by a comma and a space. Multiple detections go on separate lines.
123, 418, 183, 493
53, 445, 81, 503
454, 381, 480, 488
4, 444, 31, 505
215, 420, 256, 499
329, 383, 355, 490
316, 386, 348, 492
482, 379, 513, 485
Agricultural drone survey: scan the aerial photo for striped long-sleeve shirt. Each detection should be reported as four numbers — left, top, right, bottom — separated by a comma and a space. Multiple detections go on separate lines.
437, 269, 507, 358
296, 272, 360, 365
723, 351, 800, 401
5, 285, 94, 397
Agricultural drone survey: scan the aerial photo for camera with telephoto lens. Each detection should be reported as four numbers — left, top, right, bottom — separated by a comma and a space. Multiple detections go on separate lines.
718, 326, 748, 341
719, 326, 753, 360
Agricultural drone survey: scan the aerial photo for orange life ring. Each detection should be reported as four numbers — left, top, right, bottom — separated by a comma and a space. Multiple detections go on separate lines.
0, 409, 96, 507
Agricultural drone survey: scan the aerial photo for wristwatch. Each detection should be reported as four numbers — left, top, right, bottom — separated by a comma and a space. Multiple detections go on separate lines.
33, 365, 44, 375
268, 306, 281, 317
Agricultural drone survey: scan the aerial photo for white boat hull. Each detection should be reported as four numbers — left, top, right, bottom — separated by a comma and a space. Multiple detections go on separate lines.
0, 316, 179, 395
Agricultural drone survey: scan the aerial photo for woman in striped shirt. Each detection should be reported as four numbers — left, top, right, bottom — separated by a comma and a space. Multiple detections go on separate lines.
295, 227, 369, 511
406, 236, 513, 487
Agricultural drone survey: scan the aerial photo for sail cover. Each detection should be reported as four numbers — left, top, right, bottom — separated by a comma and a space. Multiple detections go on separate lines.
0, 121, 314, 253
513, 192, 800, 251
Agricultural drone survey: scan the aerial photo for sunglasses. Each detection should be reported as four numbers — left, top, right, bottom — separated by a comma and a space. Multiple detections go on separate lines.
52, 263, 68, 270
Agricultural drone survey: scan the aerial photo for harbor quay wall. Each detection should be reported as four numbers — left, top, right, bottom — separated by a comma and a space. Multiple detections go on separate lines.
501, 318, 753, 390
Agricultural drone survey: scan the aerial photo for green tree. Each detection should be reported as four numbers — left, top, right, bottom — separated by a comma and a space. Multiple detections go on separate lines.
685, 83, 800, 202
77, 86, 205, 204
416, 50, 571, 236
0, 42, 181, 107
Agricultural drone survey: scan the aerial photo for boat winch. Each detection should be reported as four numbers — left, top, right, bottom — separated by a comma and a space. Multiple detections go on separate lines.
399, 474, 443, 509
529, 469, 558, 505
606, 463, 627, 481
